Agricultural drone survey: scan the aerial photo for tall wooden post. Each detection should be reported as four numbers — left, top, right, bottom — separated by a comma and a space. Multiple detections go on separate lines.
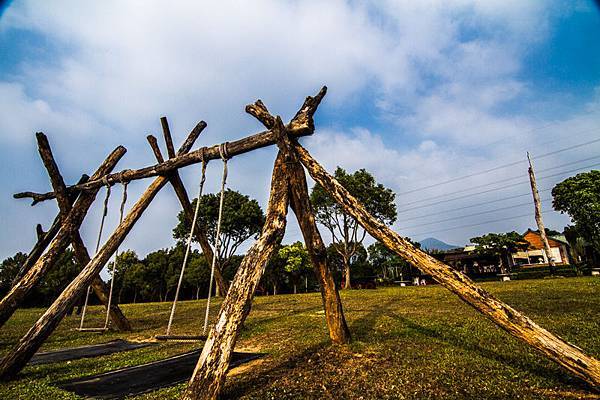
0, 146, 126, 328
527, 152, 556, 274
294, 140, 600, 388
182, 151, 289, 400
0, 125, 203, 380
36, 132, 131, 331
246, 100, 351, 344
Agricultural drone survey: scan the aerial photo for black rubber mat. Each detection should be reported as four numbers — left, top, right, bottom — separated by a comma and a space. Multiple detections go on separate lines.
29, 339, 153, 365
57, 350, 262, 399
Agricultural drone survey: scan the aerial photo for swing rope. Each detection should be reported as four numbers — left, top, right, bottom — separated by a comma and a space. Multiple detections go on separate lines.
79, 178, 112, 330
203, 143, 229, 335
103, 180, 128, 329
165, 152, 208, 336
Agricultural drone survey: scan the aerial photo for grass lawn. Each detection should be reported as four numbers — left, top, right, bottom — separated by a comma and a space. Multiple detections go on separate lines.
0, 277, 599, 399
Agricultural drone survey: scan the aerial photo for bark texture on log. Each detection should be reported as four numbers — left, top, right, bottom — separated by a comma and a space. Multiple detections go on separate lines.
147, 133, 228, 296
36, 132, 131, 331
0, 146, 126, 329
245, 101, 350, 344
15, 110, 320, 204
181, 152, 289, 400
285, 159, 351, 344
294, 141, 600, 389
0, 127, 202, 380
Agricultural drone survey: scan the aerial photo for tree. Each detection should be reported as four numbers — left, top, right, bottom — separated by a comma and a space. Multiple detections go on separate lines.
278, 242, 312, 294
173, 189, 265, 294
368, 238, 420, 281
0, 253, 27, 298
470, 232, 529, 274
311, 167, 396, 289
552, 170, 600, 257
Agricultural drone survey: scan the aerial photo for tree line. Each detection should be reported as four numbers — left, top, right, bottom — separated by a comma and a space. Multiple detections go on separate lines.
1, 168, 598, 306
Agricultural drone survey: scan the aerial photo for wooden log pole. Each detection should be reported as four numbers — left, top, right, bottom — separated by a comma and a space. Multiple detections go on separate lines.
182, 151, 290, 400
0, 125, 203, 379
0, 146, 126, 328
14, 107, 323, 205
285, 157, 351, 344
293, 140, 600, 388
245, 102, 351, 344
147, 123, 228, 296
527, 152, 556, 273
36, 132, 131, 331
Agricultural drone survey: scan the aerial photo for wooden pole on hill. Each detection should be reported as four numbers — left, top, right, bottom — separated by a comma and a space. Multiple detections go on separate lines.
293, 140, 600, 389
36, 132, 131, 331
0, 146, 126, 328
527, 152, 556, 274
0, 124, 204, 380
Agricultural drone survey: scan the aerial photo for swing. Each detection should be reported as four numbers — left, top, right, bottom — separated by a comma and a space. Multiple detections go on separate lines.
156, 145, 228, 341
77, 179, 128, 332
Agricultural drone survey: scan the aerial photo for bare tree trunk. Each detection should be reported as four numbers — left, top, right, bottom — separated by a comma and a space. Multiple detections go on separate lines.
181, 152, 289, 400
0, 146, 126, 328
343, 255, 351, 289
293, 140, 600, 388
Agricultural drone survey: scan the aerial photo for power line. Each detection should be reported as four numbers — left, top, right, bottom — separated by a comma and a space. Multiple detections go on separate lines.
400, 156, 600, 207
398, 189, 552, 221
397, 162, 600, 212
397, 198, 551, 230
397, 136, 600, 196
405, 209, 555, 237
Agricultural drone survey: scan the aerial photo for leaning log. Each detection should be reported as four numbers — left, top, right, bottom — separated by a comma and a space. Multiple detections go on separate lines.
14, 103, 325, 204
11, 175, 88, 285
36, 132, 131, 331
147, 131, 228, 296
293, 140, 600, 388
0, 146, 126, 328
245, 101, 350, 344
182, 152, 289, 400
0, 125, 202, 379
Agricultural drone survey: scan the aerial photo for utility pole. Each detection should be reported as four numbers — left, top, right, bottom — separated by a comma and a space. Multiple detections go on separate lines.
527, 152, 556, 274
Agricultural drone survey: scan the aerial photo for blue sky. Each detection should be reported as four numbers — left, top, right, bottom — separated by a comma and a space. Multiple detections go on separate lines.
1, 1, 600, 262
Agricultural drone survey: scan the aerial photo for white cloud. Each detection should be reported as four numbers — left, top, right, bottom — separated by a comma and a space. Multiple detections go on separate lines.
1, 0, 598, 259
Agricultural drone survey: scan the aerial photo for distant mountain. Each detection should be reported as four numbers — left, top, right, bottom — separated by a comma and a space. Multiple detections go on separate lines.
419, 237, 460, 251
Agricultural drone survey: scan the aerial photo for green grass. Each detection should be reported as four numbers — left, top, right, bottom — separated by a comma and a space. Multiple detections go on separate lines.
1, 277, 599, 399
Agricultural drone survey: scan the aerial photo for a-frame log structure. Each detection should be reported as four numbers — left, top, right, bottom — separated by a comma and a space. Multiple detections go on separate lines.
0, 145, 130, 329
1, 87, 598, 400
36, 132, 131, 331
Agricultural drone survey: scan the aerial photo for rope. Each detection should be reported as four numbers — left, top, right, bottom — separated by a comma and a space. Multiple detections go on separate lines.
203, 143, 229, 334
103, 181, 128, 329
79, 179, 112, 330
165, 153, 208, 335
